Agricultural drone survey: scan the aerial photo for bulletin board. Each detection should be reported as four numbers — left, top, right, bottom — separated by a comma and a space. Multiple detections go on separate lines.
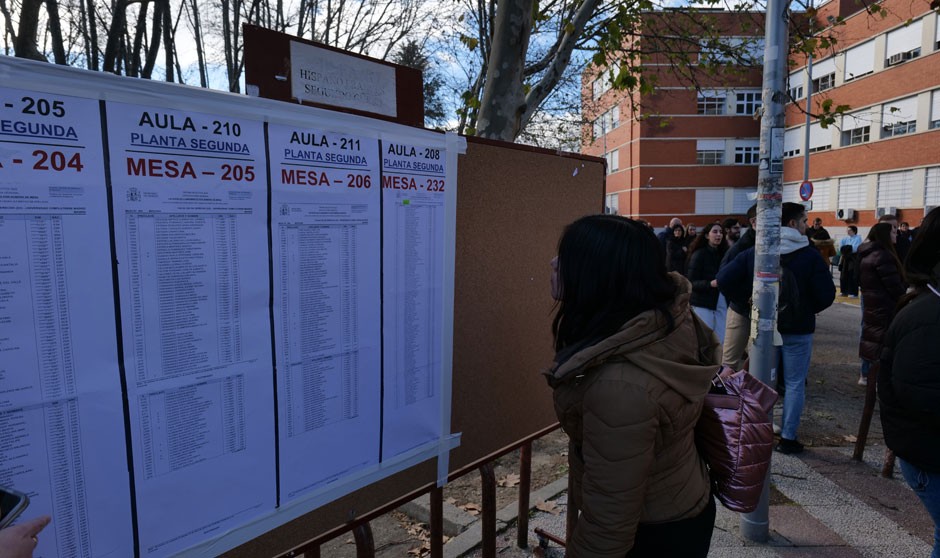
0, 54, 603, 558
222, 137, 605, 557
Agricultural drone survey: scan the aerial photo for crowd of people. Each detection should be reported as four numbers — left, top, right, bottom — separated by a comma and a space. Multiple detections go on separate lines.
546, 206, 939, 557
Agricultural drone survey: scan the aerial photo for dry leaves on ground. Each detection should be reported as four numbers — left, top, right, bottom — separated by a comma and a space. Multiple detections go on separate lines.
462, 502, 482, 516
498, 473, 521, 487
534, 500, 560, 515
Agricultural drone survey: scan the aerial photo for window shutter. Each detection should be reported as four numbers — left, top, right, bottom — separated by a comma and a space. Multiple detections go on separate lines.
838, 176, 867, 208
876, 171, 912, 207
695, 189, 725, 214
810, 57, 836, 78
843, 41, 874, 80
882, 96, 918, 126
809, 122, 831, 150
885, 20, 923, 58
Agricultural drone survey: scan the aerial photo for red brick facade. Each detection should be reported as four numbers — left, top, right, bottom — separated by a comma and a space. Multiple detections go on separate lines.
583, 1, 940, 233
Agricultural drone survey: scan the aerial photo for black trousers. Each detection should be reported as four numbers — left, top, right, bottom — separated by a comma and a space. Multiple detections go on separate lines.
625, 494, 716, 557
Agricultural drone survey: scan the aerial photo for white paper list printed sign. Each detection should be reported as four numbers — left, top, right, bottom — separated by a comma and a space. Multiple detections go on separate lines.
0, 88, 134, 557
104, 103, 276, 557
268, 124, 383, 502
381, 141, 447, 460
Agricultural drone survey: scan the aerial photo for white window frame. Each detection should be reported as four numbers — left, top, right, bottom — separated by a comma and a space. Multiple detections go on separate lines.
734, 145, 760, 165
735, 91, 761, 116
697, 91, 727, 115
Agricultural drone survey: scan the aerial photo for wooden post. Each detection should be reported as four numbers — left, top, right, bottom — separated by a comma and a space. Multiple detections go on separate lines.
353, 522, 375, 558
480, 462, 497, 558
882, 449, 896, 478
517, 442, 532, 548
852, 360, 880, 461
430, 486, 444, 558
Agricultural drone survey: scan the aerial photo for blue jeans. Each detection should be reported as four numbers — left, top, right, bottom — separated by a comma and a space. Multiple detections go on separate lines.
900, 458, 940, 558
861, 359, 871, 379
780, 333, 813, 441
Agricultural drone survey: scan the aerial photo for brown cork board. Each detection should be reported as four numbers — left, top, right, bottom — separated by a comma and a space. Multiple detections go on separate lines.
222, 137, 604, 557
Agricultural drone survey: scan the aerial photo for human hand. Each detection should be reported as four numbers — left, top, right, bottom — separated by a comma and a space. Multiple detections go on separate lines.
710, 279, 718, 288
0, 516, 51, 558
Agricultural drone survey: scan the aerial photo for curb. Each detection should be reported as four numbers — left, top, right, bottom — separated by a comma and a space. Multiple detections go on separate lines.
443, 476, 569, 558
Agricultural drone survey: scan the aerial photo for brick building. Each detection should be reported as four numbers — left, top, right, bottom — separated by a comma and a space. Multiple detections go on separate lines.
784, 0, 939, 230
584, 1, 939, 230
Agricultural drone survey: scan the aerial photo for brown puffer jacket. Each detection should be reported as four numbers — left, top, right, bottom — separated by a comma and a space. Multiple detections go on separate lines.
545, 273, 720, 557
858, 241, 907, 362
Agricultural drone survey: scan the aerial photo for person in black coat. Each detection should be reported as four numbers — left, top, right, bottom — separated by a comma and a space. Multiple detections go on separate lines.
878, 206, 940, 558
665, 224, 688, 275
857, 224, 907, 386
687, 223, 727, 342
837, 245, 859, 297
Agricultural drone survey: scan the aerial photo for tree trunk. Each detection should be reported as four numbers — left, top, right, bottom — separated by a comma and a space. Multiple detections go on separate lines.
187, 0, 208, 87
0, 0, 19, 52
475, 0, 532, 141
103, 0, 130, 73
162, 0, 174, 82
84, 0, 99, 70
129, 1, 150, 77
45, 0, 67, 64
14, 0, 46, 61
142, 0, 163, 79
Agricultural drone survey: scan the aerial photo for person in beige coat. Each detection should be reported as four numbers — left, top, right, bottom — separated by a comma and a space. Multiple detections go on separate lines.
546, 215, 720, 557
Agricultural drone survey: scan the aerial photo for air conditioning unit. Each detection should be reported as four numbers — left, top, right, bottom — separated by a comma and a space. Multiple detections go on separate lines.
836, 208, 856, 220
875, 206, 897, 219
926, 205, 939, 217
887, 52, 905, 66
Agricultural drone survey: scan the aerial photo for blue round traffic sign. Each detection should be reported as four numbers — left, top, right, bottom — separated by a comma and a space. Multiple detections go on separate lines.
799, 180, 813, 201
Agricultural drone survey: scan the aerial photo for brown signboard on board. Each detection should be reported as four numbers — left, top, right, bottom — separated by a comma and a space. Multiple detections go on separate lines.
243, 24, 424, 127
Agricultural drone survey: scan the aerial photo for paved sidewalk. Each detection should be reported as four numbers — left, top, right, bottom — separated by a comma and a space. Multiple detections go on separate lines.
446, 445, 935, 557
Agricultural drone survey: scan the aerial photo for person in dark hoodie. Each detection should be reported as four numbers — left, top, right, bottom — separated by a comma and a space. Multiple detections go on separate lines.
878, 206, 940, 558
546, 215, 718, 557
857, 223, 907, 386
717, 203, 836, 454
665, 223, 688, 275
719, 204, 757, 369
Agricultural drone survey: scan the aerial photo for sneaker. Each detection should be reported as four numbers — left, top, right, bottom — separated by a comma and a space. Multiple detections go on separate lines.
773, 423, 781, 435
858, 376, 868, 386
776, 438, 804, 454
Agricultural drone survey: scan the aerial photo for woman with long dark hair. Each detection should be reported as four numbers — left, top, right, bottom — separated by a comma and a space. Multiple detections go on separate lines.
546, 215, 719, 557
665, 223, 688, 274
878, 206, 940, 558
857, 222, 907, 386
687, 222, 728, 342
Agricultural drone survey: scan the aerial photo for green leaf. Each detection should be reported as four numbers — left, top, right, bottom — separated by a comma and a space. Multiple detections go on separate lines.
821, 98, 833, 111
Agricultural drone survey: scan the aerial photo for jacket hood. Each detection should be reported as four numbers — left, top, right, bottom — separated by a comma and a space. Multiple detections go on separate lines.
857, 240, 880, 258
545, 273, 720, 400
780, 226, 810, 255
